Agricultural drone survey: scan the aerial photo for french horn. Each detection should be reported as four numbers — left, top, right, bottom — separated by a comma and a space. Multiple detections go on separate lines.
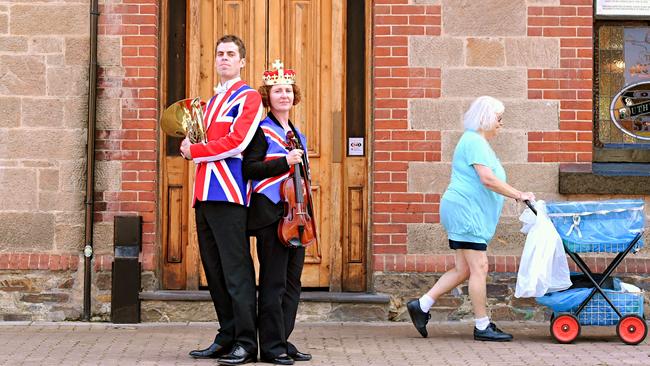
160, 97, 207, 143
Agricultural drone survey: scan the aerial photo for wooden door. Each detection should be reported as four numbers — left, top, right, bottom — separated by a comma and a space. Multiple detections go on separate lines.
160, 0, 365, 290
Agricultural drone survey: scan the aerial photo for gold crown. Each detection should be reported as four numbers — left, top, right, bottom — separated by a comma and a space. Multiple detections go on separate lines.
263, 59, 296, 86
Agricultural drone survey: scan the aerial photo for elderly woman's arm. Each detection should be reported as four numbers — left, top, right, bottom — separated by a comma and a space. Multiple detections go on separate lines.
473, 164, 535, 201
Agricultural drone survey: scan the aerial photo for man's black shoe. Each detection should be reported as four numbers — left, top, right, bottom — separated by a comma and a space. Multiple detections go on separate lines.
406, 299, 431, 338
217, 345, 257, 365
189, 342, 230, 359
473, 322, 513, 342
288, 350, 312, 362
261, 354, 294, 365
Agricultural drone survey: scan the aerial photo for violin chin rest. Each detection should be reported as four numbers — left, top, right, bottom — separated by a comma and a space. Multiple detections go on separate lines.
288, 238, 302, 248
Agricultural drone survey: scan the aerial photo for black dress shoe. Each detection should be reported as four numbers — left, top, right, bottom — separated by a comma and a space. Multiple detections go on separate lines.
474, 322, 513, 342
217, 345, 257, 365
262, 354, 294, 365
189, 342, 230, 359
288, 350, 312, 362
406, 299, 431, 338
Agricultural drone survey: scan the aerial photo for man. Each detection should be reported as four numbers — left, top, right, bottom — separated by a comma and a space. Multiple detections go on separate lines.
181, 34, 262, 366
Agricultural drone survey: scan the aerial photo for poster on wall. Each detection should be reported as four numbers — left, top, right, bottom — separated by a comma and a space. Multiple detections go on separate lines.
596, 0, 650, 18
624, 28, 650, 85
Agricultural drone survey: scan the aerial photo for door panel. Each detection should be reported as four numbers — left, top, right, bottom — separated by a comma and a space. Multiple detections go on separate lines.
162, 0, 359, 290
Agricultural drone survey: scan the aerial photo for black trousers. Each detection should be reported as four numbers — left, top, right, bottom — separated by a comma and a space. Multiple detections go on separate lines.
195, 201, 257, 353
252, 221, 305, 358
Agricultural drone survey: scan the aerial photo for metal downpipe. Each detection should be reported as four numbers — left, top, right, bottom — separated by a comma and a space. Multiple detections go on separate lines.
83, 0, 99, 321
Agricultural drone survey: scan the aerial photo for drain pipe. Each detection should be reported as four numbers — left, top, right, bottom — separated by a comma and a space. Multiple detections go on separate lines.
83, 0, 100, 322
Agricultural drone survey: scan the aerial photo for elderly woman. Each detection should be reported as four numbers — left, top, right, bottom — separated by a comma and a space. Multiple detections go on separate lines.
243, 60, 311, 365
406, 96, 535, 342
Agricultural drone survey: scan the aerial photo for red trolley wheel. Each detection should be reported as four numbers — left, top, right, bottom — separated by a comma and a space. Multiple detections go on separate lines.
617, 315, 647, 345
551, 314, 581, 344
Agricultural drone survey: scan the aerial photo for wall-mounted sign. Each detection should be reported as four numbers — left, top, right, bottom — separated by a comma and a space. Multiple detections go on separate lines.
348, 137, 364, 156
596, 0, 650, 19
610, 81, 650, 140
624, 28, 650, 84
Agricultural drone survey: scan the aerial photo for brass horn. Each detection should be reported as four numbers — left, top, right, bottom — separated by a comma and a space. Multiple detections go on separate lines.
160, 97, 207, 143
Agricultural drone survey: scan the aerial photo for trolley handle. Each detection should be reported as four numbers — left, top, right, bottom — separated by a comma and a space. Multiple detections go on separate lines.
524, 200, 537, 216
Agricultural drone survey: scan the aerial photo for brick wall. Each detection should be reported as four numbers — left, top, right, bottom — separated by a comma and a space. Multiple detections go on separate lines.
0, 0, 158, 321
370, 0, 649, 276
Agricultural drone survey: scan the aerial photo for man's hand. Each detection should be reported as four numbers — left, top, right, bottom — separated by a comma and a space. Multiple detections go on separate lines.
180, 138, 192, 160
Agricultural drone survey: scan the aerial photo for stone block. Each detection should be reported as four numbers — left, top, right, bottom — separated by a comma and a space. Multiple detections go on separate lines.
0, 130, 85, 159
64, 37, 89, 66
54, 224, 84, 251
328, 303, 388, 321
408, 162, 450, 193
503, 100, 559, 131
96, 98, 122, 130
29, 36, 63, 54
46, 66, 87, 96
442, 0, 526, 36
0, 97, 20, 128
407, 223, 449, 254
372, 272, 439, 297
0, 279, 35, 292
0, 55, 45, 96
21, 98, 64, 127
98, 37, 120, 66
39, 168, 59, 191
95, 272, 111, 291
442, 68, 527, 98
59, 160, 85, 192
466, 38, 504, 67
64, 97, 87, 129
441, 130, 527, 163
2, 314, 32, 321
141, 300, 217, 322
296, 302, 332, 322
96, 161, 122, 192
92, 222, 114, 254
490, 217, 526, 255
505, 163, 559, 194
39, 192, 84, 212
10, 5, 88, 35
409, 99, 465, 131
0, 13, 6, 34
0, 213, 54, 250
409, 37, 464, 68
21, 293, 69, 303
0, 36, 28, 52
0, 168, 37, 210
505, 37, 560, 68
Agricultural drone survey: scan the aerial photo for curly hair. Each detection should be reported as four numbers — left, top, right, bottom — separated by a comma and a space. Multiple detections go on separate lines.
257, 84, 302, 108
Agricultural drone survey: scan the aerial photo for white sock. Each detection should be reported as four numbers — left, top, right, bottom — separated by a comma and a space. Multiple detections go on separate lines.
418, 294, 435, 313
475, 316, 490, 330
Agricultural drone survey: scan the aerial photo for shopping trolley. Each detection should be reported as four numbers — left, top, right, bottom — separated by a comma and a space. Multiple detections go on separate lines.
525, 199, 647, 345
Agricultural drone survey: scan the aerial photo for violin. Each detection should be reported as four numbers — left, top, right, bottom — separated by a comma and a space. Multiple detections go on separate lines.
278, 131, 318, 248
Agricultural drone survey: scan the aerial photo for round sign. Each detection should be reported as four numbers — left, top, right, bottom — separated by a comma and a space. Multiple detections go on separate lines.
610, 81, 650, 141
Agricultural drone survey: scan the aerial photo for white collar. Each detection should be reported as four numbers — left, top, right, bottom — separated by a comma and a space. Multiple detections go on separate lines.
214, 77, 241, 95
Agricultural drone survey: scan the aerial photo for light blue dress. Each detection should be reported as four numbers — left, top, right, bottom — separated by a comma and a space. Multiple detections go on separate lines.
440, 130, 506, 245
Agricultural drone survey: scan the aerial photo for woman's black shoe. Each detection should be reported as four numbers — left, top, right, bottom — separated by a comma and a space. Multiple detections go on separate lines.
406, 299, 431, 338
473, 322, 513, 342
189, 342, 230, 358
289, 350, 312, 361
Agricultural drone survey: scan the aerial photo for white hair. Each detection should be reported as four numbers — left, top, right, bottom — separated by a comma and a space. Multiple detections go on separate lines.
463, 96, 505, 132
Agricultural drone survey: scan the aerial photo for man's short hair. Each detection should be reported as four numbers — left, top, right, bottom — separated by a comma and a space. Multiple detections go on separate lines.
215, 35, 246, 59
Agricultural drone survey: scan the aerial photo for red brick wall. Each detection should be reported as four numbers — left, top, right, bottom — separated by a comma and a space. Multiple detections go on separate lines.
371, 0, 598, 274
95, 0, 159, 271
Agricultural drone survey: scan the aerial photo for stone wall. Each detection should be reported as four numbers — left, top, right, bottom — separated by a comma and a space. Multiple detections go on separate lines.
370, 0, 650, 276
0, 0, 159, 321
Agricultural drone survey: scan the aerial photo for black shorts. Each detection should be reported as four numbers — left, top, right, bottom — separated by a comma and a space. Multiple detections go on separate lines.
448, 239, 487, 251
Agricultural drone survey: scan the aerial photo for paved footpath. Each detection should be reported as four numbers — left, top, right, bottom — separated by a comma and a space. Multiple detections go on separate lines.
0, 321, 649, 365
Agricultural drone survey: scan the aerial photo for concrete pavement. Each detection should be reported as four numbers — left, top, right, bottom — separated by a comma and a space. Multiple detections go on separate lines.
0, 321, 649, 365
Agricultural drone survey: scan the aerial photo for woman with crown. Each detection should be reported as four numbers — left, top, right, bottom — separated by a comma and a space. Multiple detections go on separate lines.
242, 60, 312, 365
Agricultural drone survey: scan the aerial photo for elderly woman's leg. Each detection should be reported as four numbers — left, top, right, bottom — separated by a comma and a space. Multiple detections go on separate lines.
407, 251, 470, 337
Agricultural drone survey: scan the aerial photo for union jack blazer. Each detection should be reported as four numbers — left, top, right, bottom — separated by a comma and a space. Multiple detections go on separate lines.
250, 117, 309, 204
189, 80, 263, 206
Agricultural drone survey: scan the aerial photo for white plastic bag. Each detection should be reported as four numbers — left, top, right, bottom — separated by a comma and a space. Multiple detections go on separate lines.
515, 201, 572, 298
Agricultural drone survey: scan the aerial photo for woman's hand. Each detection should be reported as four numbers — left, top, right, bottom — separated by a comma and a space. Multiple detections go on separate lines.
286, 149, 304, 165
518, 191, 535, 202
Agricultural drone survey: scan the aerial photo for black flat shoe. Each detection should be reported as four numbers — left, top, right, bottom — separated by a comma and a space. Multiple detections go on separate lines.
189, 342, 231, 359
406, 299, 431, 338
217, 345, 257, 365
262, 354, 294, 365
289, 350, 312, 362
474, 322, 513, 342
